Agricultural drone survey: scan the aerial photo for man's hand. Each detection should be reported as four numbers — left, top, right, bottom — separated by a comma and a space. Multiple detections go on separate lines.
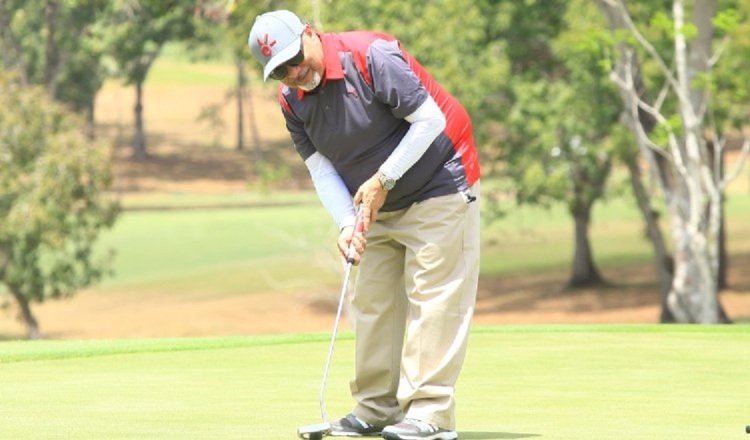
338, 225, 366, 265
353, 173, 389, 232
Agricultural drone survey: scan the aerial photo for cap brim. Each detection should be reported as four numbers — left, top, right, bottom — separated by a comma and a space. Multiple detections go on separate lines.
262, 37, 302, 81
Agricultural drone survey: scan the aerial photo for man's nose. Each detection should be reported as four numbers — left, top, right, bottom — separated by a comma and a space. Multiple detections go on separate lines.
287, 65, 303, 78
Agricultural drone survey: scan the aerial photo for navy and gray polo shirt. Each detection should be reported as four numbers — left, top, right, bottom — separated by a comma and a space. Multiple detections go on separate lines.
279, 31, 480, 212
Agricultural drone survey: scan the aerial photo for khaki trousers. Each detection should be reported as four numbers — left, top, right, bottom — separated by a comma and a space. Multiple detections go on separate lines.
349, 183, 480, 430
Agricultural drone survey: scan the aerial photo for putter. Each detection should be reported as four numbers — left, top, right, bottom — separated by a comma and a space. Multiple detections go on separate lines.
298, 204, 365, 440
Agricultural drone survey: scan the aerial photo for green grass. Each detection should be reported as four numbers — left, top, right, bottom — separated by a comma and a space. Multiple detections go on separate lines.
1, 325, 748, 439
95, 202, 343, 294
145, 59, 236, 87
144, 42, 236, 87
84, 188, 750, 298
143, 42, 264, 88
117, 190, 318, 211
481, 191, 750, 276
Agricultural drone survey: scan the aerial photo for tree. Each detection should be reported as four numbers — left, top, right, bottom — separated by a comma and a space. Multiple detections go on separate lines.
598, 0, 750, 323
105, 0, 203, 160
223, 0, 285, 159
492, 0, 624, 287
0, 0, 109, 133
321, 0, 504, 128
0, 73, 119, 339
595, 0, 677, 320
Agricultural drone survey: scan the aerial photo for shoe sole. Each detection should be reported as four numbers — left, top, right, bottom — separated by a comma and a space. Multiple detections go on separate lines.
329, 432, 382, 438
381, 431, 458, 440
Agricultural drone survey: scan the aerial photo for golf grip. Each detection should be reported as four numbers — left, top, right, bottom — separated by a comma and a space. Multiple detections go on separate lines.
345, 204, 366, 264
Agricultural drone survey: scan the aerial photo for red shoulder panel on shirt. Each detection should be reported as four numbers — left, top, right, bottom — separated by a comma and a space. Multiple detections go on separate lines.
321, 31, 396, 87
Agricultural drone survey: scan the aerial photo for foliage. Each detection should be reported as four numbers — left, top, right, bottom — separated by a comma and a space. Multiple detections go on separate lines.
0, 73, 119, 335
499, 1, 621, 212
319, 0, 509, 144
0, 0, 109, 115
709, 0, 750, 130
103, 0, 203, 85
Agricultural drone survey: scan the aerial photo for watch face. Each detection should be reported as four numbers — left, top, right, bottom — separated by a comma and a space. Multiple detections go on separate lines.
379, 174, 396, 190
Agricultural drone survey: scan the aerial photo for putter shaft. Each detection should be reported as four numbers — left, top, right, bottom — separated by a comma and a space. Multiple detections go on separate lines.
319, 261, 353, 424
318, 204, 364, 425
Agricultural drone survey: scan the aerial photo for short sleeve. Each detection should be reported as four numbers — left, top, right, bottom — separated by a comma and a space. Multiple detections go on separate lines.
368, 40, 429, 119
280, 91, 317, 160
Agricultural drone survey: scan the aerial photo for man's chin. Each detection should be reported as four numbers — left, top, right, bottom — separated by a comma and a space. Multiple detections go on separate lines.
297, 72, 322, 92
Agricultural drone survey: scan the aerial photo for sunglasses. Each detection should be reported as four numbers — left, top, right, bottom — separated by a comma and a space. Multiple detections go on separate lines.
269, 38, 305, 80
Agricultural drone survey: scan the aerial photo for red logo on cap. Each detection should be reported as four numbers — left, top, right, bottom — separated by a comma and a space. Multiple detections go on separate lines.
257, 34, 276, 57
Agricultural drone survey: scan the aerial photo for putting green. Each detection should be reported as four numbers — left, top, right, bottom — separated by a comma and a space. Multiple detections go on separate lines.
0, 325, 747, 439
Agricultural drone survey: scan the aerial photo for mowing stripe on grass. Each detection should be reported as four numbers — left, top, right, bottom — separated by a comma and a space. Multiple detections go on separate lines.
0, 333, 353, 365
2, 325, 746, 364
472, 323, 750, 334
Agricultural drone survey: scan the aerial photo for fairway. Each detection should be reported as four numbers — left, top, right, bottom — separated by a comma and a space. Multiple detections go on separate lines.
1, 326, 748, 439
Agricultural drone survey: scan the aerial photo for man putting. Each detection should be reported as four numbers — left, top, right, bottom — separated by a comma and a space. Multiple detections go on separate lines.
248, 10, 480, 440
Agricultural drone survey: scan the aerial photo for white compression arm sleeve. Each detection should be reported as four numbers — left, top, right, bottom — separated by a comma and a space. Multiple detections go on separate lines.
378, 95, 446, 179
305, 152, 357, 229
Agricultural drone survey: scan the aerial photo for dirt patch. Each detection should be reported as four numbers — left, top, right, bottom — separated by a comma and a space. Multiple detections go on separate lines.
474, 258, 750, 325
1, 258, 748, 340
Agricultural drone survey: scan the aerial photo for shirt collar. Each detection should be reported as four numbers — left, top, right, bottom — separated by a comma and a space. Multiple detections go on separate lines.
297, 33, 344, 100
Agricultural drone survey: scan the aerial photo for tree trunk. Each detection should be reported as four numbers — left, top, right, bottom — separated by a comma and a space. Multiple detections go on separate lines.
10, 287, 40, 340
130, 48, 161, 161
623, 155, 676, 322
703, 144, 732, 323
708, 142, 728, 290
44, 0, 61, 99
246, 74, 263, 167
665, 0, 725, 323
567, 200, 605, 288
666, 195, 721, 323
132, 80, 147, 160
235, 57, 245, 151
85, 98, 96, 141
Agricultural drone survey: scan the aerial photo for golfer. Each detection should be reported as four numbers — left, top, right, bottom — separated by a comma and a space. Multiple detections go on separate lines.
249, 10, 480, 440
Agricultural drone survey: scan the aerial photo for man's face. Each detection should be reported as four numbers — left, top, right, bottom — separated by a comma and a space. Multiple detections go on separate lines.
274, 29, 322, 91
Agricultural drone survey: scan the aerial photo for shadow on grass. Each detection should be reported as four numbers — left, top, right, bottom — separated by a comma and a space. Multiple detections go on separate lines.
101, 125, 310, 190
477, 252, 750, 317
460, 432, 541, 439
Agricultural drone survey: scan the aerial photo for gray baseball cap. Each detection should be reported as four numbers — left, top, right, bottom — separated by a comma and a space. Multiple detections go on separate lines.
248, 10, 305, 81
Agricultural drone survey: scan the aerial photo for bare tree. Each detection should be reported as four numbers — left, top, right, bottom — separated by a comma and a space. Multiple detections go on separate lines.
599, 0, 750, 323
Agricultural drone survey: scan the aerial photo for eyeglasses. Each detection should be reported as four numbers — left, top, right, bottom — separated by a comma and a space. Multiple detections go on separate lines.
269, 38, 305, 80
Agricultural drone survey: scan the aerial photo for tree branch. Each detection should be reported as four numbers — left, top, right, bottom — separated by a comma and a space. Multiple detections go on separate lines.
721, 137, 750, 189
609, 57, 673, 162
603, 0, 701, 118
707, 36, 729, 67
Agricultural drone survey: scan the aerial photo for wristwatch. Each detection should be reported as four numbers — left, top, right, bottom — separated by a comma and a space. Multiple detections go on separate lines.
377, 172, 397, 191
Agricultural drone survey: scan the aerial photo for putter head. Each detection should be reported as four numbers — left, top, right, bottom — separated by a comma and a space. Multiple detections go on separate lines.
297, 422, 331, 439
